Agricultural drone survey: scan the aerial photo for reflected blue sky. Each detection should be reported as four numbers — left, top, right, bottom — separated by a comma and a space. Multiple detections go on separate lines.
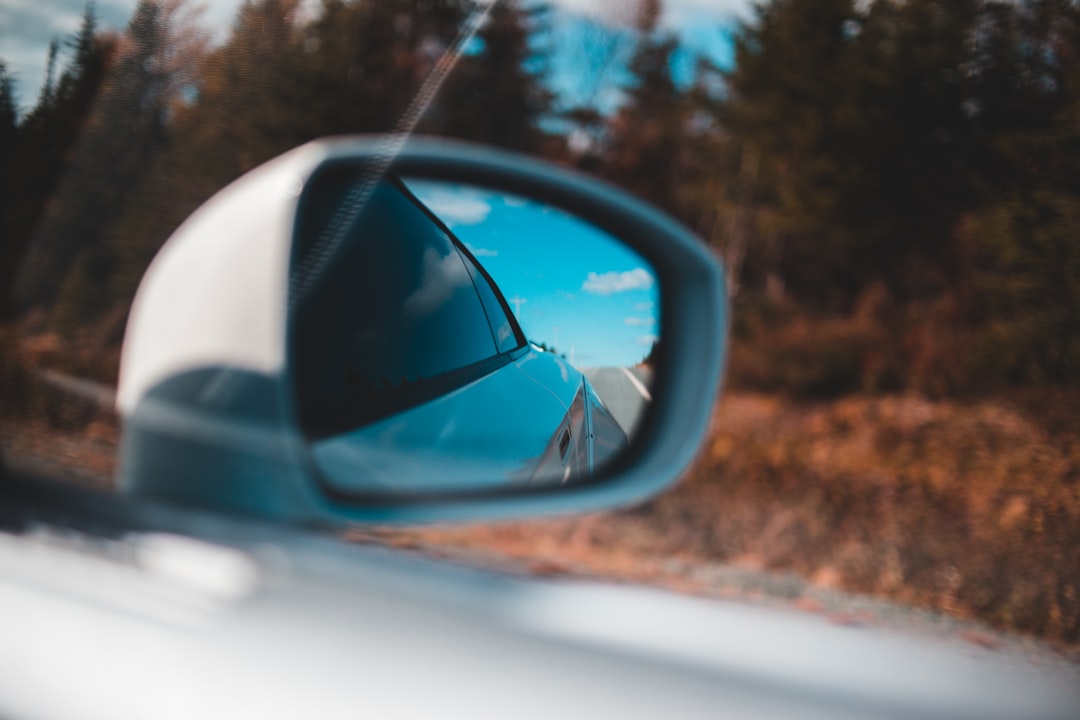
406, 180, 659, 368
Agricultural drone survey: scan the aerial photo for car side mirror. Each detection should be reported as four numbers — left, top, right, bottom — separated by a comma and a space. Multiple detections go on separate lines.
116, 137, 726, 525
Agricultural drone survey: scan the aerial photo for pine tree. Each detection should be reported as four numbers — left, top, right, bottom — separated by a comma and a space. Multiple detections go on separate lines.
723, 0, 870, 307
102, 0, 474, 313
8, 2, 116, 317
0, 61, 20, 318
0, 63, 15, 173
97, 0, 211, 310
201, 0, 307, 167
299, 0, 471, 137
433, 0, 554, 153
721, 0, 1000, 307
601, 0, 690, 216
0, 61, 17, 190
38, 39, 61, 109
15, 0, 203, 329
968, 0, 1080, 385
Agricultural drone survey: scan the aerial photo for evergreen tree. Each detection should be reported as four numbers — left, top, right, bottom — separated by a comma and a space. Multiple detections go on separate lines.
724, 0, 868, 307
97, 0, 212, 310
0, 62, 15, 170
16, 0, 202, 330
56, 1, 105, 117
7, 2, 115, 317
0, 61, 20, 318
602, 0, 690, 217
198, 0, 307, 169
301, 0, 470, 137
722, 0, 998, 307
105, 0, 307, 281
720, 0, 1079, 389
433, 0, 554, 153
38, 39, 61, 109
102, 0, 474, 312
969, 0, 1080, 385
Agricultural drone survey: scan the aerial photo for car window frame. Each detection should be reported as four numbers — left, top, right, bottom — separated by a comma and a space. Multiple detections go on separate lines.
289, 171, 531, 441
395, 180, 528, 355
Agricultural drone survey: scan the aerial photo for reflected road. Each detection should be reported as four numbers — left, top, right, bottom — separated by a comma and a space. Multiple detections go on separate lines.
582, 367, 652, 435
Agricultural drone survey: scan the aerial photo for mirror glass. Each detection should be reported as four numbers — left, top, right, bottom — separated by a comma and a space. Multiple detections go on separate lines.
290, 171, 659, 496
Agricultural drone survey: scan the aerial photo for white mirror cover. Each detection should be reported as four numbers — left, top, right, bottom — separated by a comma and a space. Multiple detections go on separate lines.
117, 143, 326, 416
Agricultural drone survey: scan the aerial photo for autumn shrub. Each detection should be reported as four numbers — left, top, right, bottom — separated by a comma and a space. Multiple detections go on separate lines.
0, 325, 35, 420
727, 289, 909, 397
662, 393, 1080, 645
0, 318, 119, 430
728, 286, 1001, 399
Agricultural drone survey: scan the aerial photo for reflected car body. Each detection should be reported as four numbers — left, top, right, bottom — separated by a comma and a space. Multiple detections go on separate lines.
292, 177, 627, 493
314, 345, 627, 493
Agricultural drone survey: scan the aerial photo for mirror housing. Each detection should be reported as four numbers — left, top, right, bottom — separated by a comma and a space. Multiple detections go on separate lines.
117, 137, 727, 525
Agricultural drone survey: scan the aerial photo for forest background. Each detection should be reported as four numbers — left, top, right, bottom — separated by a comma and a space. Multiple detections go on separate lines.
1, 0, 1079, 649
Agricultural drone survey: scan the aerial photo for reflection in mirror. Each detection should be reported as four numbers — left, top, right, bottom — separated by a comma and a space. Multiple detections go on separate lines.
290, 173, 659, 497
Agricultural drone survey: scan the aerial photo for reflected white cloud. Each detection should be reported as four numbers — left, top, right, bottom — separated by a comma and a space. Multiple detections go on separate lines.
419, 190, 493, 227
467, 244, 499, 257
407, 179, 660, 368
583, 268, 654, 295
624, 317, 656, 327
404, 247, 472, 316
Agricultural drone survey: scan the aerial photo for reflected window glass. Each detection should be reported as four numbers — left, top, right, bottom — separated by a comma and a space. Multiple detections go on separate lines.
292, 179, 501, 436
460, 248, 524, 355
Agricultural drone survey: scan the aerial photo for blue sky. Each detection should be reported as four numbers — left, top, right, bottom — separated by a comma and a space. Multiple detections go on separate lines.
407, 180, 660, 368
544, 4, 740, 116
1, 0, 752, 112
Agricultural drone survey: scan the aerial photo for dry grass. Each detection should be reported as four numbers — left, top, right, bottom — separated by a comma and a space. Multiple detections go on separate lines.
399, 391, 1080, 647
658, 392, 1080, 644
